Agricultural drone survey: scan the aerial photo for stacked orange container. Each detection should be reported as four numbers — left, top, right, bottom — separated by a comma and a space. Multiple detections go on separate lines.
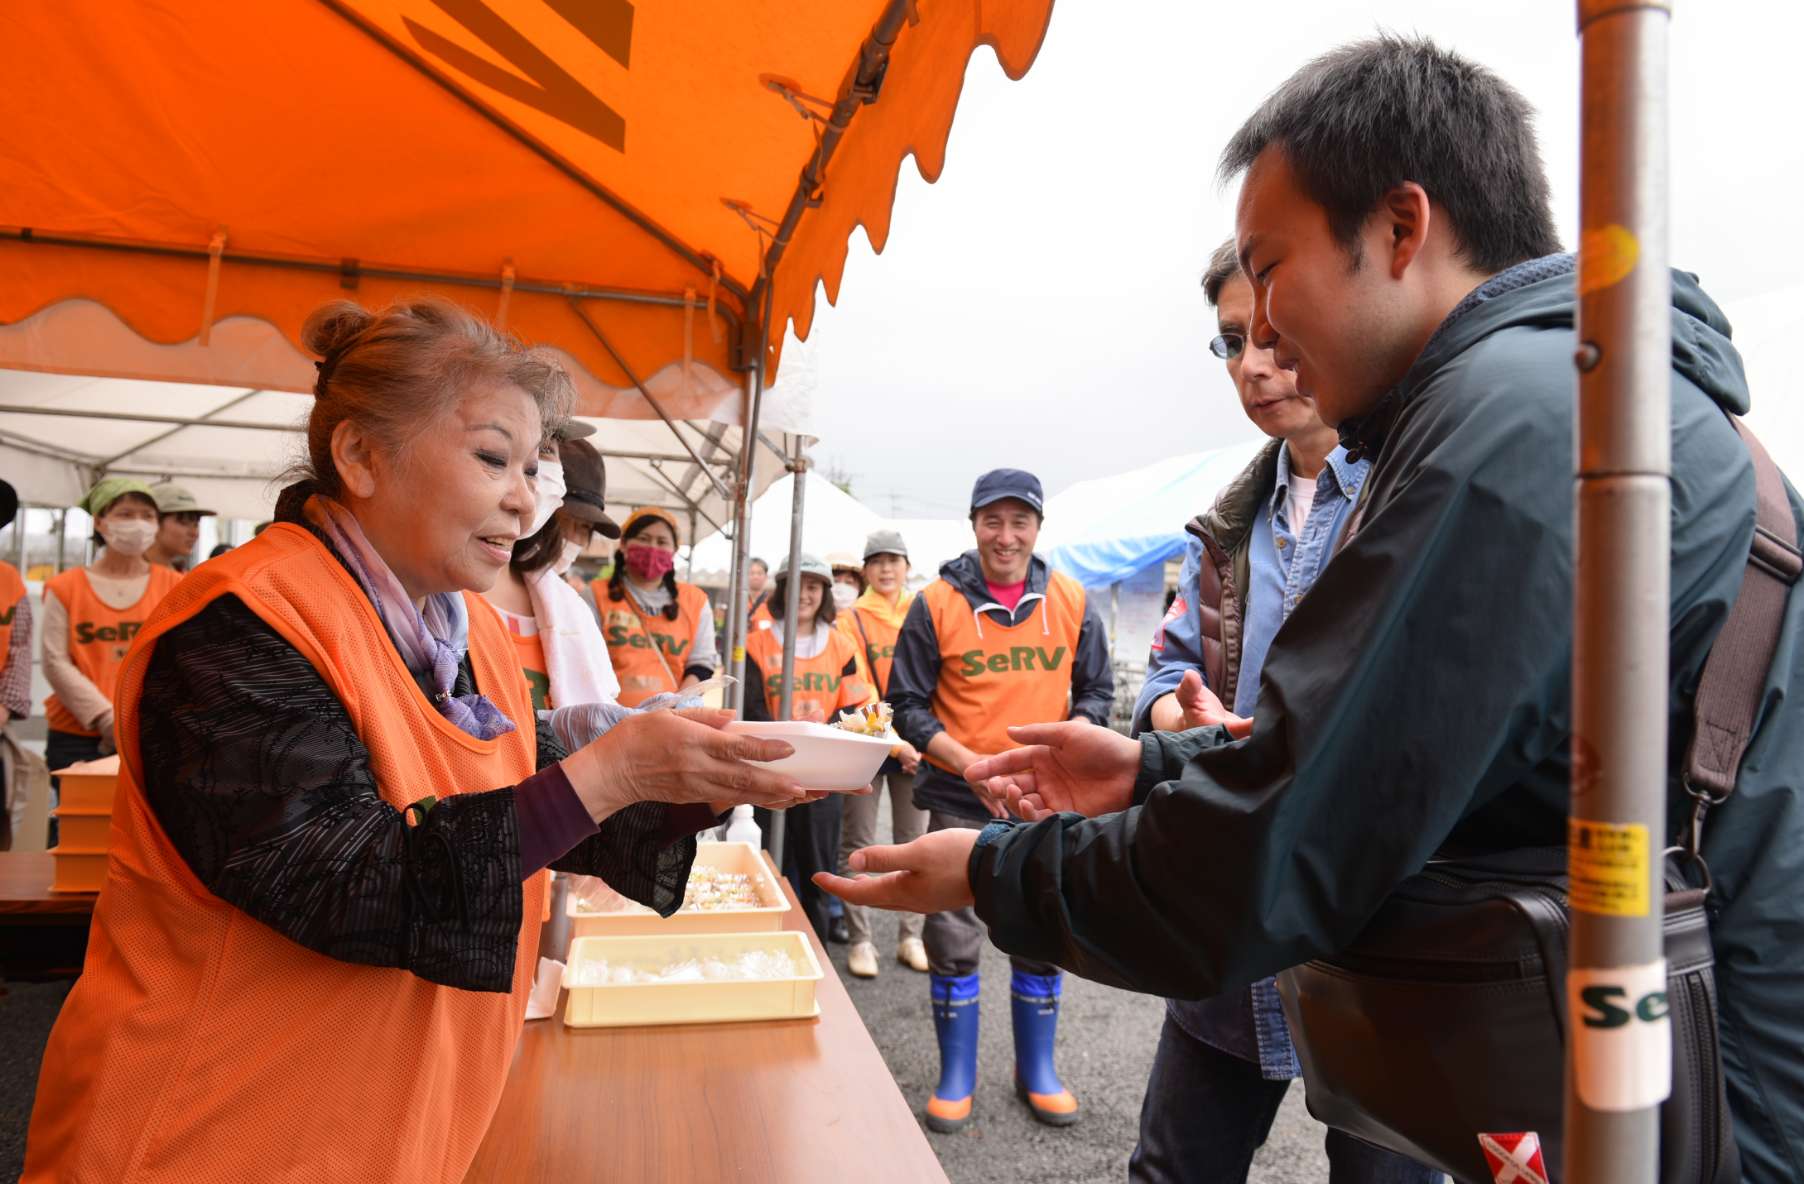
49, 755, 119, 892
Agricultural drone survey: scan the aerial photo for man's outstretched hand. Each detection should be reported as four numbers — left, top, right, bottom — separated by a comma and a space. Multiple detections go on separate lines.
963, 720, 1142, 821
813, 829, 979, 915
1174, 670, 1253, 738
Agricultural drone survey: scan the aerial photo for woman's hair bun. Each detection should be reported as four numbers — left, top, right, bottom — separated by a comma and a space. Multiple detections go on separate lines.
302, 300, 375, 360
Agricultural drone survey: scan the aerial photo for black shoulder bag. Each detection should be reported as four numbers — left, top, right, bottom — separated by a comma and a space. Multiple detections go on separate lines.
1277, 420, 1800, 1184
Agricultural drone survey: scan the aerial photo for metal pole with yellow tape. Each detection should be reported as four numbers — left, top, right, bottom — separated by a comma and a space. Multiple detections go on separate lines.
1567, 1, 1672, 1180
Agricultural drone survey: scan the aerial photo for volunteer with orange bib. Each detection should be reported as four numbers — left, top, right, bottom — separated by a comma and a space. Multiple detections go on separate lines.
40, 477, 181, 777
885, 468, 1114, 1134
23, 299, 811, 1184
1, 480, 33, 843
145, 482, 215, 571
746, 556, 775, 632
598, 507, 717, 705
482, 432, 622, 711
835, 529, 927, 979
743, 552, 876, 938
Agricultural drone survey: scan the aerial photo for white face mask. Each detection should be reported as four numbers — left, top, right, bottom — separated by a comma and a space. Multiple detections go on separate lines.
99, 518, 157, 557
831, 582, 859, 611
527, 459, 566, 539
552, 538, 583, 577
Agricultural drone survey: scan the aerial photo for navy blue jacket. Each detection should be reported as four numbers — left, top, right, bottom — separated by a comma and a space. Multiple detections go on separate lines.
969, 258, 1804, 1181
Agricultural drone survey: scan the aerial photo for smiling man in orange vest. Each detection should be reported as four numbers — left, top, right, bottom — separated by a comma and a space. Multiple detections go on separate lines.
887, 467, 1114, 1133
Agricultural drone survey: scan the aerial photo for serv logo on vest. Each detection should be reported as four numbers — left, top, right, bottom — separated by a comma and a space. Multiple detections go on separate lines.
765, 672, 845, 695
75, 619, 144, 645
957, 645, 1067, 678
604, 615, 689, 657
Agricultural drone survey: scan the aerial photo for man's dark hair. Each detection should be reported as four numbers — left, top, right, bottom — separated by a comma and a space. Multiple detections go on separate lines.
1201, 238, 1242, 307
1219, 35, 1561, 273
749, 557, 768, 573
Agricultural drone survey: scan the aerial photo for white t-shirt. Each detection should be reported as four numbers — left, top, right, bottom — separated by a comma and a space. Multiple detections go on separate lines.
1287, 467, 1320, 534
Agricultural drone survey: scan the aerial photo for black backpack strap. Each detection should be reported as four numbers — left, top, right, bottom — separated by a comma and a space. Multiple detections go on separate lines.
1680, 419, 1801, 854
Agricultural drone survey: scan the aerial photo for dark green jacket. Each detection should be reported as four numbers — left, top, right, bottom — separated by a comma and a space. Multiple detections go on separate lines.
970, 259, 1804, 1180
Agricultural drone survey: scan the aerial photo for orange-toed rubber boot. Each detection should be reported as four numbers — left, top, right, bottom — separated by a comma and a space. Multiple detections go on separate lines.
925, 973, 979, 1133
1011, 971, 1080, 1127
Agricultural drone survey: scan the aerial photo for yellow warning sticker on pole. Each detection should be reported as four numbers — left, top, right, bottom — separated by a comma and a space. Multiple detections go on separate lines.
1568, 819, 1651, 916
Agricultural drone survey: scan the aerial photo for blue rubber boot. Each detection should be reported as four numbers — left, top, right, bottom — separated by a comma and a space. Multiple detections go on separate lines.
926, 973, 980, 1133
1011, 970, 1080, 1126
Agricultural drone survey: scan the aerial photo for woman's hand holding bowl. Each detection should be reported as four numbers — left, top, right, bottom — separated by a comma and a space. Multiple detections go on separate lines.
561, 707, 812, 822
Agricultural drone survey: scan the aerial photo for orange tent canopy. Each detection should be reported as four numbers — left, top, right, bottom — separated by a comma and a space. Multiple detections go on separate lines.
0, 0, 1054, 420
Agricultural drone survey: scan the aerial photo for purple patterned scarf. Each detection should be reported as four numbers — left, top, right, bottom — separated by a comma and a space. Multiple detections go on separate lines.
303, 495, 516, 741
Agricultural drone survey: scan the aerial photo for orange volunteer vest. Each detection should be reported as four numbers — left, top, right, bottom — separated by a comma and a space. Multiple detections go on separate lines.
921, 571, 1087, 775
43, 564, 182, 735
24, 525, 543, 1184
598, 579, 711, 706
0, 561, 25, 680
838, 589, 913, 696
498, 612, 553, 711
745, 623, 873, 724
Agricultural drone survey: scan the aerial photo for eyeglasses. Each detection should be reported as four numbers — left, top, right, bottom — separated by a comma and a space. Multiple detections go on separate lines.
1209, 333, 1245, 361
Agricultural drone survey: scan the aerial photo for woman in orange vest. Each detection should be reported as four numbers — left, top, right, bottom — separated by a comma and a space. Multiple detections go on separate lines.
23, 298, 809, 1184
1, 479, 34, 843
482, 432, 622, 712
746, 555, 775, 632
743, 552, 876, 939
833, 529, 926, 980
596, 507, 716, 706
40, 477, 181, 783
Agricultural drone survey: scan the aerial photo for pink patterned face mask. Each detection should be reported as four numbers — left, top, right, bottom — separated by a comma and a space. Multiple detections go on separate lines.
623, 542, 676, 582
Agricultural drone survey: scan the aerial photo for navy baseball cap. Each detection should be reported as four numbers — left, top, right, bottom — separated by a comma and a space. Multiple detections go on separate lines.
970, 468, 1044, 515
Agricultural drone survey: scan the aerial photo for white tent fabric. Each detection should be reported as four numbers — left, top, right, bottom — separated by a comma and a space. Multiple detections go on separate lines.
1038, 438, 1269, 588
688, 471, 880, 582
0, 368, 795, 524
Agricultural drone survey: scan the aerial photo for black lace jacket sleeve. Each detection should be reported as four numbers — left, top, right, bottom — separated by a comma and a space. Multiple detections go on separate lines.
137, 594, 701, 992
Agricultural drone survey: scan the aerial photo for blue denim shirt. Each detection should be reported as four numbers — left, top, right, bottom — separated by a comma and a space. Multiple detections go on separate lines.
1141, 442, 1367, 1077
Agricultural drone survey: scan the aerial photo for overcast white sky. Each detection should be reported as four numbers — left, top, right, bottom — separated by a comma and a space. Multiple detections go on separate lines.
795, 0, 1804, 518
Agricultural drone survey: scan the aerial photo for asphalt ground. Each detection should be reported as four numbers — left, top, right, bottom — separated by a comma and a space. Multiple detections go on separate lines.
823, 800, 1336, 1184
820, 910, 1335, 1184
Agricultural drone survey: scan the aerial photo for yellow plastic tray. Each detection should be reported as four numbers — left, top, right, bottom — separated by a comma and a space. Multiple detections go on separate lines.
562, 931, 823, 1028
54, 756, 120, 812
52, 808, 114, 849
50, 846, 109, 893
567, 840, 789, 937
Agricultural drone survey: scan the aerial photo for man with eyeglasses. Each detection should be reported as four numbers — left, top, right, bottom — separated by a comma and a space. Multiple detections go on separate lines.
1125, 238, 1432, 1184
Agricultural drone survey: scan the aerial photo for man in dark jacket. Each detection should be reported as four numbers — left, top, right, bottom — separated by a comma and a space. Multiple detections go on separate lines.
886, 467, 1113, 1133
820, 35, 1804, 1181
1127, 242, 1431, 1184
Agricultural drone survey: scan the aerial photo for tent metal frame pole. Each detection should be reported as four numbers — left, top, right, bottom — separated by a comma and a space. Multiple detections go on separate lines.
751, 0, 914, 300
0, 426, 91, 466
725, 287, 776, 715
94, 389, 264, 469
768, 442, 810, 870
1565, 2, 1672, 1181
0, 229, 745, 338
642, 461, 726, 537
567, 299, 734, 502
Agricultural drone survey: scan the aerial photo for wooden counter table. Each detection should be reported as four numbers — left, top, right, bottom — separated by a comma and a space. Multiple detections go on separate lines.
465, 853, 948, 1184
0, 850, 98, 979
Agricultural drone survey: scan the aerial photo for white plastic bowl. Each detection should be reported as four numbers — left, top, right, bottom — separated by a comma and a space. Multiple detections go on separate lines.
724, 720, 893, 790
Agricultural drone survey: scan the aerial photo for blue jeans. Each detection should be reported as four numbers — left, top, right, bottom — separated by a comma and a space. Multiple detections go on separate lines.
1131, 1013, 1442, 1184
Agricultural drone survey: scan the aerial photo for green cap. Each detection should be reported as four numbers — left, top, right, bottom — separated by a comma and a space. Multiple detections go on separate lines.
80, 476, 156, 518
148, 482, 215, 516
